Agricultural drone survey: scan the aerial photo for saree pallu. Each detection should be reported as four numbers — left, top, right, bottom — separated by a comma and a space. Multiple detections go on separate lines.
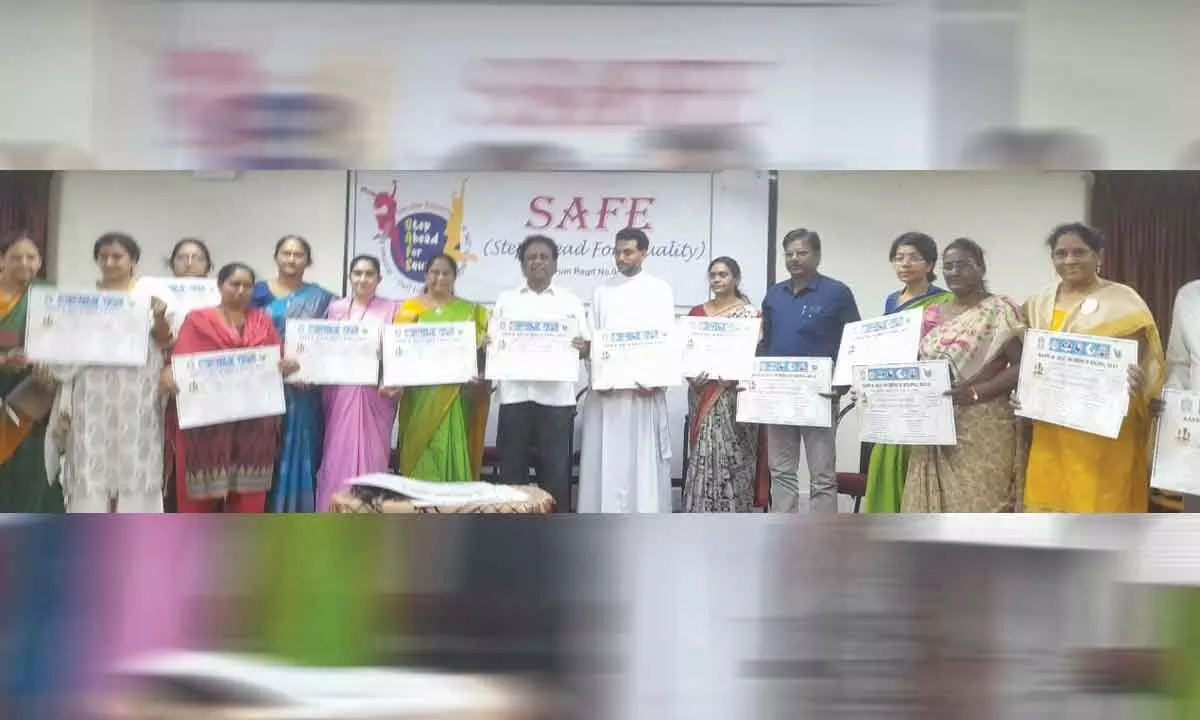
863, 290, 954, 513
1022, 280, 1164, 513
0, 282, 63, 513
394, 296, 489, 482
252, 281, 335, 512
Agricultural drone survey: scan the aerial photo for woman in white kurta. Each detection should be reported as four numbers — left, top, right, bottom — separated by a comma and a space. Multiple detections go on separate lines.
49, 233, 173, 513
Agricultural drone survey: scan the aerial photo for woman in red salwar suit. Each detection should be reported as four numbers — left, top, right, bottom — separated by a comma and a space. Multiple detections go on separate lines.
163, 262, 298, 513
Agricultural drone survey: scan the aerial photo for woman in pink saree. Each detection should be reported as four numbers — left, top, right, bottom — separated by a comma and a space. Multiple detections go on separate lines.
315, 255, 399, 510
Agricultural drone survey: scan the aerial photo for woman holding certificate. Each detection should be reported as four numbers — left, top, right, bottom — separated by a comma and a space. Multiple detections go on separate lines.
900, 238, 1025, 512
0, 231, 64, 513
1021, 222, 1164, 513
315, 254, 399, 511
168, 263, 296, 513
683, 256, 763, 513
162, 238, 213, 513
864, 233, 953, 513
50, 233, 173, 513
388, 252, 490, 483
251, 235, 334, 513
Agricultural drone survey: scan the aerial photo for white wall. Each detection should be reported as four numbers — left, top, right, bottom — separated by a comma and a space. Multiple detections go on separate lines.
775, 171, 1089, 480
52, 171, 349, 290
0, 0, 96, 152
1021, 0, 1200, 169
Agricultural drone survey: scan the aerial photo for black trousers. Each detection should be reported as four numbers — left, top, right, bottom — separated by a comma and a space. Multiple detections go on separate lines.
496, 401, 575, 512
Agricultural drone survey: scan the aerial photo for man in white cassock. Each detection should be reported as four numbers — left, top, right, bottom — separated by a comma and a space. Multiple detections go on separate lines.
578, 227, 676, 513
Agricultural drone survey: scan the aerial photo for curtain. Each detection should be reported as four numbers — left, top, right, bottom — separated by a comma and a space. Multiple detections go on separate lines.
1089, 171, 1200, 338
0, 171, 52, 276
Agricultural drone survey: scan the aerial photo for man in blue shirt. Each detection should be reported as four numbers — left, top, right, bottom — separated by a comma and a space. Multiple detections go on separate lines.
760, 228, 860, 513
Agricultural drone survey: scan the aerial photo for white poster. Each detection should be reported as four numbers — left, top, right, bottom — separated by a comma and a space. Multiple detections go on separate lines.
1151, 389, 1200, 495
173, 347, 287, 429
590, 328, 682, 391
24, 288, 152, 367
140, 277, 221, 334
1015, 329, 1136, 440
855, 361, 957, 446
283, 319, 381, 386
381, 322, 479, 387
736, 357, 833, 428
678, 316, 761, 382
833, 308, 923, 388
349, 171, 714, 304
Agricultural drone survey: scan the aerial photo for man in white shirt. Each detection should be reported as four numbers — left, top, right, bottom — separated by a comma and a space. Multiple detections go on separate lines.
578, 227, 676, 513
491, 235, 588, 512
1165, 279, 1200, 511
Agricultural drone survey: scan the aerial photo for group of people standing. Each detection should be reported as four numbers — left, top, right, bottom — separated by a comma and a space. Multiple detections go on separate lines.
737, 222, 1164, 515
0, 230, 497, 513
0, 218, 1181, 514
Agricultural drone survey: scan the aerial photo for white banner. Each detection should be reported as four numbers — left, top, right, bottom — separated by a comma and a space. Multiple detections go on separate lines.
350, 171, 713, 305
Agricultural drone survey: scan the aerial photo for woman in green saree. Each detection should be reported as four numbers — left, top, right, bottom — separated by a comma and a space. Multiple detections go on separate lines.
387, 253, 490, 482
0, 231, 63, 513
863, 232, 953, 513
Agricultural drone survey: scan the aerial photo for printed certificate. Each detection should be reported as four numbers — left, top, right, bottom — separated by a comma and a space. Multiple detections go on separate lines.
833, 308, 923, 387
736, 357, 833, 428
142, 276, 221, 333
1015, 329, 1136, 439
590, 328, 681, 391
485, 317, 580, 383
382, 321, 478, 387
1151, 389, 1200, 495
856, 361, 957, 446
283, 319, 381, 386
173, 346, 286, 429
678, 315, 761, 381
24, 287, 151, 367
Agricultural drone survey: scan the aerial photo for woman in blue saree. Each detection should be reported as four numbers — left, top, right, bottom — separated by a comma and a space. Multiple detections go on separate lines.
252, 235, 335, 512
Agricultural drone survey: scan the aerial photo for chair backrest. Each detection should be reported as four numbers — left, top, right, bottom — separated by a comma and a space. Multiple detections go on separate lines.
838, 400, 874, 474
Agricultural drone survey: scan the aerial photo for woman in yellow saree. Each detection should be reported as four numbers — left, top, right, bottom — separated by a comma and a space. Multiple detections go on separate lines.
1021, 222, 1164, 513
389, 253, 490, 482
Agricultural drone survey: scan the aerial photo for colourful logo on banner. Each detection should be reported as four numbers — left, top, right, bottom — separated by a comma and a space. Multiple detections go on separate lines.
360, 180, 478, 286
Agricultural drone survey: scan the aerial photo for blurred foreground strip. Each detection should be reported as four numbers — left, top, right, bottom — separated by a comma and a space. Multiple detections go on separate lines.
97, 651, 559, 719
